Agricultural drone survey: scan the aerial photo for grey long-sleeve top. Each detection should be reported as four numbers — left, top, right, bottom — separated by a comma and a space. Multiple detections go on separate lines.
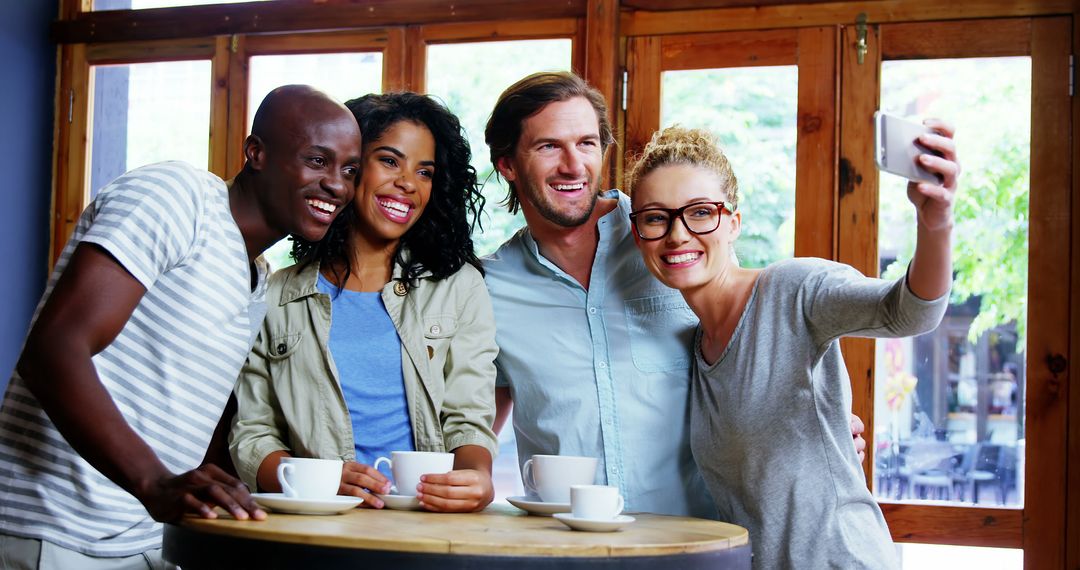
691, 258, 948, 569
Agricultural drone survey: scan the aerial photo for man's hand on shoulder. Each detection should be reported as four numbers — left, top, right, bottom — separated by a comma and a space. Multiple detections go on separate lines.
851, 413, 866, 463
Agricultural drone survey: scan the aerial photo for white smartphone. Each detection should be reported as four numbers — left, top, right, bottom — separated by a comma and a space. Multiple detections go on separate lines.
874, 111, 943, 184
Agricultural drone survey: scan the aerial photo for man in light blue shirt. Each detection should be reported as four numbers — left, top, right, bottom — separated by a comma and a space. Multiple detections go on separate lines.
482, 71, 715, 517
482, 71, 865, 518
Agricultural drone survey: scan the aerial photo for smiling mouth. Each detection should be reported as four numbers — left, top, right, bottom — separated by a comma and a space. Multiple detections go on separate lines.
663, 252, 701, 265
377, 197, 413, 221
306, 198, 338, 221
551, 182, 585, 193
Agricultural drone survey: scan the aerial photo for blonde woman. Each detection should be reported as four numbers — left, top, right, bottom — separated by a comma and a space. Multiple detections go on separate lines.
627, 125, 958, 568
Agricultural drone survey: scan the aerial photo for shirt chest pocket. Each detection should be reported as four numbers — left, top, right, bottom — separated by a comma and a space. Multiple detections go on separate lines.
624, 295, 698, 373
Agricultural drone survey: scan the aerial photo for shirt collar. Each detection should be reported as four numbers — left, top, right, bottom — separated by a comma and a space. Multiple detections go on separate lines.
520, 189, 629, 268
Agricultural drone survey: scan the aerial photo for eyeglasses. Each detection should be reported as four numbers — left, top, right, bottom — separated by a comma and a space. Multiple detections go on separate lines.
629, 201, 734, 241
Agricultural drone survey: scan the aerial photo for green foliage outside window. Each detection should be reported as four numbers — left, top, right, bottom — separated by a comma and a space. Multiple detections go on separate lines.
879, 58, 1031, 348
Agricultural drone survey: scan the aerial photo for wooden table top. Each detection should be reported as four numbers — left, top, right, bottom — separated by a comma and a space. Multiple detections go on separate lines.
172, 503, 748, 558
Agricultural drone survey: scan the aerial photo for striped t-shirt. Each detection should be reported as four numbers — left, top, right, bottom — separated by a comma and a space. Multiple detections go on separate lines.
0, 161, 268, 557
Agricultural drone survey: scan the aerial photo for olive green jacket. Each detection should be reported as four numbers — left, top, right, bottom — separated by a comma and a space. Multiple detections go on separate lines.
229, 258, 499, 490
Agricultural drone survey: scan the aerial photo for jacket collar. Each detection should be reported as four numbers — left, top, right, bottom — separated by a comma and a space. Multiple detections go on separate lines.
277, 252, 433, 306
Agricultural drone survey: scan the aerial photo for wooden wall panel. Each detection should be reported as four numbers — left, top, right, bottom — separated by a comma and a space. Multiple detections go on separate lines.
55, 0, 588, 44
836, 22, 880, 486
793, 26, 838, 261
419, 18, 577, 43
585, 0, 619, 104
1070, 8, 1080, 569
225, 35, 248, 176
624, 36, 661, 176
585, 0, 619, 192
660, 28, 796, 70
880, 18, 1031, 60
52, 43, 90, 263
208, 36, 230, 178
1023, 16, 1071, 570
880, 504, 1023, 548
383, 27, 407, 92
621, 0, 1074, 36
85, 36, 216, 64
404, 26, 425, 93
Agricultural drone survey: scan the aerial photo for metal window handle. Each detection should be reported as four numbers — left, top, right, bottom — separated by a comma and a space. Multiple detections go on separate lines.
856, 13, 868, 65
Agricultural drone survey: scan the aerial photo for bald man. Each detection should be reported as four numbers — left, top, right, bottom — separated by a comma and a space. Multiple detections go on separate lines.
0, 85, 361, 569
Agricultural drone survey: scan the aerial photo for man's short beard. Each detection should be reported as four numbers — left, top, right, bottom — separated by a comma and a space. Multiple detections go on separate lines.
520, 184, 600, 228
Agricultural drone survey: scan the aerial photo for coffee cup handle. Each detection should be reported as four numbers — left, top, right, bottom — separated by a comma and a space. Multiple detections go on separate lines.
373, 457, 396, 494
613, 494, 625, 517
277, 463, 296, 498
521, 458, 536, 496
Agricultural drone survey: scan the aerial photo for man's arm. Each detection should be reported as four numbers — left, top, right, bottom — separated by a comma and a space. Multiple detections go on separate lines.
17, 243, 264, 522
201, 394, 239, 477
493, 387, 513, 436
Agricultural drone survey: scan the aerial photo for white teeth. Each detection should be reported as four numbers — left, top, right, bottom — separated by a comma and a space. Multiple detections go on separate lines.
307, 199, 336, 214
378, 198, 410, 215
664, 252, 700, 264
552, 183, 584, 191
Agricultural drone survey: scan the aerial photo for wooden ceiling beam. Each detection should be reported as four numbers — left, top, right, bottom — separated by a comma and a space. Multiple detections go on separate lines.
52, 0, 587, 44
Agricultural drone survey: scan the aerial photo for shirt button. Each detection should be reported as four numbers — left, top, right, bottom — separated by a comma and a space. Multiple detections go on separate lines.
276, 343, 288, 355
598, 362, 607, 368
429, 324, 441, 335
588, 307, 597, 314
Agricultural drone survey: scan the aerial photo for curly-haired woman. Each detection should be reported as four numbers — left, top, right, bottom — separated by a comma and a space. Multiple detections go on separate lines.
230, 92, 497, 512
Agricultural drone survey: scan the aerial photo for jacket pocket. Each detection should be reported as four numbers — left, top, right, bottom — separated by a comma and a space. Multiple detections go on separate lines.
624, 294, 697, 372
266, 332, 303, 360
422, 316, 458, 340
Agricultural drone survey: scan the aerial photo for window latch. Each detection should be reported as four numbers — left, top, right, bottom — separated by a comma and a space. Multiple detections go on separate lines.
856, 13, 868, 65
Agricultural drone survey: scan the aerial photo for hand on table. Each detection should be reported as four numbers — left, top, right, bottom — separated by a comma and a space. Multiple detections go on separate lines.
136, 463, 266, 523
415, 469, 494, 512
340, 461, 392, 508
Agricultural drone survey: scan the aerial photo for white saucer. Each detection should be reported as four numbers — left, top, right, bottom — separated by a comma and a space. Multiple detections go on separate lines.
553, 513, 635, 532
251, 493, 362, 515
505, 495, 571, 516
374, 493, 423, 511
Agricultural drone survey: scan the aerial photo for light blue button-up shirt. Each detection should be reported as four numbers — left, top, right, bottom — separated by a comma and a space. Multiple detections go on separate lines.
483, 191, 717, 518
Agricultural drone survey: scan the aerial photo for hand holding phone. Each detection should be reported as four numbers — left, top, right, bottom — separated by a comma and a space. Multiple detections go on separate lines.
874, 112, 944, 184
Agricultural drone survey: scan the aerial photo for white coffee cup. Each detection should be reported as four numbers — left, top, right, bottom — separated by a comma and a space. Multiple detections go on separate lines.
570, 484, 624, 520
276, 457, 343, 499
373, 451, 455, 496
521, 455, 598, 503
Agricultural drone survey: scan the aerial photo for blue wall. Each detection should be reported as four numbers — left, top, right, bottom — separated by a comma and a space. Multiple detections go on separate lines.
0, 2, 57, 391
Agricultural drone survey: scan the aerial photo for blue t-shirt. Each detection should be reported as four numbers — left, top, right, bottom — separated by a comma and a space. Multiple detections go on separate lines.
317, 273, 415, 466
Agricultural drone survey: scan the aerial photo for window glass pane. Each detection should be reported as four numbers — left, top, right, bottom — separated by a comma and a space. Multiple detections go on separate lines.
426, 39, 573, 259
90, 60, 211, 197
899, 543, 1021, 569
95, 0, 271, 10
873, 57, 1030, 509
661, 66, 798, 268
247, 52, 383, 270
426, 38, 572, 502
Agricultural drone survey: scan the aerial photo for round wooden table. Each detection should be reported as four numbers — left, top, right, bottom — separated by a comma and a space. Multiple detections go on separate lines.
163, 503, 750, 569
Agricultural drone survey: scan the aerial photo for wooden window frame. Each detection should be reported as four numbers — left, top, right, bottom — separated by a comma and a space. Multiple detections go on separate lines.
837, 18, 1072, 568
625, 27, 838, 260
52, 36, 227, 262
223, 28, 402, 174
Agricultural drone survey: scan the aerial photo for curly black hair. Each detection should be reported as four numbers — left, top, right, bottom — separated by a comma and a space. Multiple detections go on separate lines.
291, 92, 485, 288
